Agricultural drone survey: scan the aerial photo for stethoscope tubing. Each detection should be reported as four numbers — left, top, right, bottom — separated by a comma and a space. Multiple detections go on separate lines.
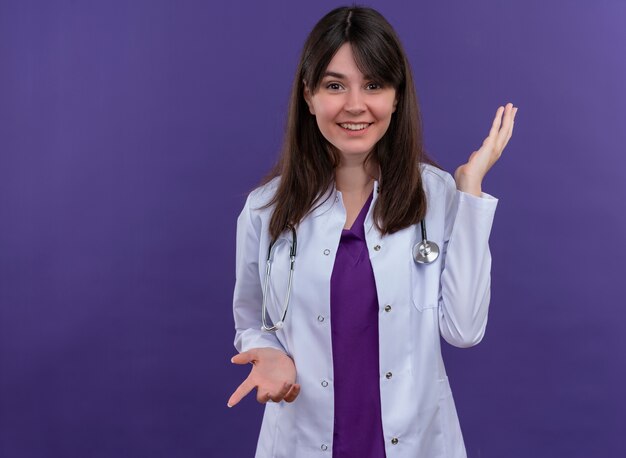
260, 220, 438, 332
261, 226, 297, 332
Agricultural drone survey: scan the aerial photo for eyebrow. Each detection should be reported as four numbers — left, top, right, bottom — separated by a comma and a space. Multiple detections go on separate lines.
322, 71, 376, 81
322, 71, 346, 79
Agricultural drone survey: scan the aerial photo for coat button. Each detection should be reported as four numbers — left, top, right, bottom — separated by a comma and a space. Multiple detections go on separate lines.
323, 249, 330, 255
373, 245, 381, 251
391, 437, 399, 445
317, 315, 325, 322
321, 444, 328, 451
321, 380, 328, 387
385, 372, 393, 379
384, 305, 392, 312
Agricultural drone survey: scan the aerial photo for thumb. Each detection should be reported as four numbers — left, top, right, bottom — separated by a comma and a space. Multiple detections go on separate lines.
231, 350, 257, 365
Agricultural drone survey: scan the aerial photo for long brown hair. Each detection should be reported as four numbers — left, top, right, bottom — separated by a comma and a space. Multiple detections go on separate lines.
263, 6, 437, 240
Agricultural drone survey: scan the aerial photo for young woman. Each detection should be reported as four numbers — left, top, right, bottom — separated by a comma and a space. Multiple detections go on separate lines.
228, 6, 517, 458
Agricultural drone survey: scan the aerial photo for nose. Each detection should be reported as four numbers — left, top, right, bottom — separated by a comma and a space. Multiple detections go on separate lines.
343, 88, 366, 115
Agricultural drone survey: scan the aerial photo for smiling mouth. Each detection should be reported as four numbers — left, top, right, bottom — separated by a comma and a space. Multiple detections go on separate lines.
338, 122, 372, 131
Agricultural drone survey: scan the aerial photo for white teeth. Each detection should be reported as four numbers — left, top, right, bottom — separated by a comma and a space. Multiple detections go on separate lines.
339, 123, 370, 131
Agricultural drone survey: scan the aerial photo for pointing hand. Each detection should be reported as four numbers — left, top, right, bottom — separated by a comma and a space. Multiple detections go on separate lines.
228, 347, 300, 407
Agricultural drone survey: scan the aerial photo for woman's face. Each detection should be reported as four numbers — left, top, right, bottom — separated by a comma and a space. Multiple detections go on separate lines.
304, 43, 397, 162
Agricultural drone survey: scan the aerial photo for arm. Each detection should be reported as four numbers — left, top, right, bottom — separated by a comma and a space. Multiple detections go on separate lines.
232, 194, 286, 353
438, 102, 517, 347
438, 177, 498, 347
229, 193, 300, 407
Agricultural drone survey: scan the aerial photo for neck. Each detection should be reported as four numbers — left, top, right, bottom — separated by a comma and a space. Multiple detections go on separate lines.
335, 156, 379, 194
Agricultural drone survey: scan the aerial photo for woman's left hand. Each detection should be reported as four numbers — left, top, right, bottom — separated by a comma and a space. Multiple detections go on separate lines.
454, 102, 518, 196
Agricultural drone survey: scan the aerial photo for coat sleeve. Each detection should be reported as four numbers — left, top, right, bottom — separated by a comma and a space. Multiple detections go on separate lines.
232, 194, 287, 354
438, 172, 499, 348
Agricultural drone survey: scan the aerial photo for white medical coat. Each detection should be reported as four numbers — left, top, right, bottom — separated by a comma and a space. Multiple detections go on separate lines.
233, 163, 498, 457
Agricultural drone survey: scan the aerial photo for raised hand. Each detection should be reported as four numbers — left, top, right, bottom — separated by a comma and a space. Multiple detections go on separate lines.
228, 347, 300, 407
454, 102, 518, 196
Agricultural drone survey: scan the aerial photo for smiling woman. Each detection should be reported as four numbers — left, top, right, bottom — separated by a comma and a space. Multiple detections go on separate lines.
303, 44, 398, 160
228, 5, 516, 458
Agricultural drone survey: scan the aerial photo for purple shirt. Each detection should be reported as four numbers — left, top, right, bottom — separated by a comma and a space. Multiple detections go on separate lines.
330, 193, 386, 458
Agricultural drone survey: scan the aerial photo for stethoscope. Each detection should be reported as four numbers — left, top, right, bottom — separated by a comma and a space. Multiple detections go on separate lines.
261, 220, 439, 332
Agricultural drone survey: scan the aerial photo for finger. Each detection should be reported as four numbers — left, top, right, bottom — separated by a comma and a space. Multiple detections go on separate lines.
227, 377, 255, 408
509, 108, 517, 136
496, 104, 515, 151
496, 103, 513, 134
505, 119, 515, 144
231, 349, 257, 365
257, 390, 273, 404
496, 120, 516, 157
487, 106, 505, 139
283, 384, 301, 403
270, 382, 293, 402
502, 107, 517, 147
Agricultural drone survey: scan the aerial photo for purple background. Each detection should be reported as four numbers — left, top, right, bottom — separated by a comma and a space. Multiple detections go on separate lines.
1, 1, 625, 457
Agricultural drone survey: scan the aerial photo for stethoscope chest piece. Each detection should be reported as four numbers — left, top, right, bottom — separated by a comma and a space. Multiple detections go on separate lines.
261, 219, 439, 332
413, 219, 440, 264
413, 240, 439, 264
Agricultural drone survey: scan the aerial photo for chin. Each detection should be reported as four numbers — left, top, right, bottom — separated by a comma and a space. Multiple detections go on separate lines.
335, 148, 374, 160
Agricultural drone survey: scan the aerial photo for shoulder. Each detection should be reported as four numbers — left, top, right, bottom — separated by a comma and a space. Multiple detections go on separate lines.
237, 177, 281, 234
247, 176, 281, 211
420, 162, 456, 199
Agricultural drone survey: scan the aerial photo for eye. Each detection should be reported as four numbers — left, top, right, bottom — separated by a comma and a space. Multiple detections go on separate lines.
366, 82, 383, 90
326, 82, 343, 91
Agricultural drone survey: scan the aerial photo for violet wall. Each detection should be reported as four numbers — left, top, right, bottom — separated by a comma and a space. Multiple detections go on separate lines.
1, 1, 625, 456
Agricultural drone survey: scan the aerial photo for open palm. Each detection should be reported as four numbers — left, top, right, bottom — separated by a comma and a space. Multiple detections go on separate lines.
455, 103, 518, 194
228, 347, 300, 407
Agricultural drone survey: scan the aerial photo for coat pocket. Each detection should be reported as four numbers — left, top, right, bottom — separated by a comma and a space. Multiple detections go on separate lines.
410, 257, 440, 311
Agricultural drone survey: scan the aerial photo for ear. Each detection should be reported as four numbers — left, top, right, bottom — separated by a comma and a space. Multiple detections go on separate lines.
392, 97, 398, 113
303, 82, 316, 115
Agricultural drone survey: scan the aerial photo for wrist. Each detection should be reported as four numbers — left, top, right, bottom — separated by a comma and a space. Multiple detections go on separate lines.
455, 175, 482, 197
